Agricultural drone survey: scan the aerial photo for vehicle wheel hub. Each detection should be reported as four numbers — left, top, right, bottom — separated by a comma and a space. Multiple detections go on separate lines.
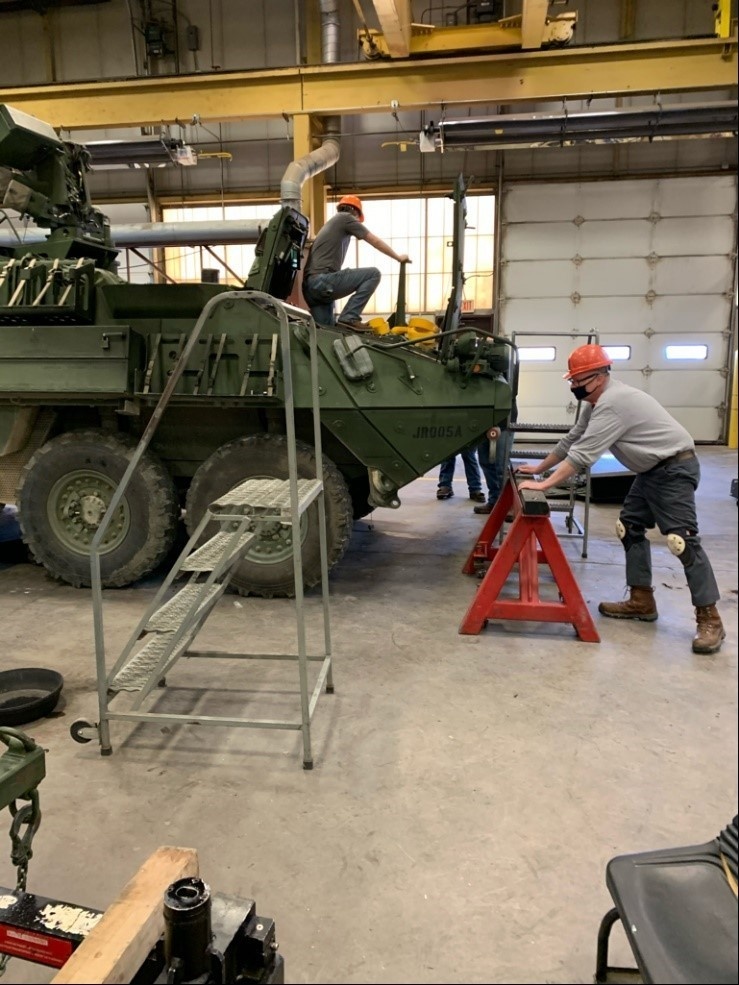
49, 470, 131, 555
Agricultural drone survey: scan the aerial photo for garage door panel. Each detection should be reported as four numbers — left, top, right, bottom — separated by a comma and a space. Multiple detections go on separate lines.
516, 373, 574, 409
657, 408, 721, 441
648, 295, 731, 334
654, 256, 733, 295
656, 175, 737, 217
502, 298, 577, 334
648, 370, 725, 405
649, 334, 726, 371
573, 297, 650, 335
503, 222, 577, 259
500, 176, 736, 443
605, 335, 726, 371
578, 219, 651, 256
579, 259, 650, 295
574, 180, 657, 218
502, 260, 575, 297
504, 185, 581, 221
654, 216, 735, 256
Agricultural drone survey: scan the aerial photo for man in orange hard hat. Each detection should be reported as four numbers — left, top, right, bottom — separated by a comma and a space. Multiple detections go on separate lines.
517, 343, 725, 655
302, 194, 410, 332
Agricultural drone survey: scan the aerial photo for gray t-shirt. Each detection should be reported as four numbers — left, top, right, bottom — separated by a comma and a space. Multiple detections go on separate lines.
304, 212, 369, 276
553, 377, 694, 474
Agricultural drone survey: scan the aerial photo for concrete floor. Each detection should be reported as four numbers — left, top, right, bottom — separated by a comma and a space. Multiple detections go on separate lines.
0, 447, 736, 985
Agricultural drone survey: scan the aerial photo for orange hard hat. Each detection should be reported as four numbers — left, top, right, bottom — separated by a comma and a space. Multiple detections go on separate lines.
338, 194, 364, 222
563, 343, 612, 380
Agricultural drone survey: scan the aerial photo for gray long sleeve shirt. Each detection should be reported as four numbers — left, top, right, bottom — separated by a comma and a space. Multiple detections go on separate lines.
303, 212, 369, 276
553, 377, 695, 474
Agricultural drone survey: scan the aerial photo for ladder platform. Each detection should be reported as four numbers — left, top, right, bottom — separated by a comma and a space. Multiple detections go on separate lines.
110, 634, 179, 693
145, 584, 223, 632
511, 423, 571, 433
511, 449, 550, 460
209, 477, 322, 516
181, 530, 256, 572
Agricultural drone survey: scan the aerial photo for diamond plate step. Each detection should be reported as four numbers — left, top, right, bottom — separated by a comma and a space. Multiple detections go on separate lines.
209, 477, 322, 516
181, 530, 256, 572
145, 584, 223, 632
110, 634, 181, 692
512, 423, 571, 433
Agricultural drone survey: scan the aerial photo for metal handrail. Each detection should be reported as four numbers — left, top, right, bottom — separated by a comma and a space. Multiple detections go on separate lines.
88, 289, 299, 751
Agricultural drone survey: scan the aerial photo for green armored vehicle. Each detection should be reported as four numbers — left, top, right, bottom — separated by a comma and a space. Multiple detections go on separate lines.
0, 104, 515, 597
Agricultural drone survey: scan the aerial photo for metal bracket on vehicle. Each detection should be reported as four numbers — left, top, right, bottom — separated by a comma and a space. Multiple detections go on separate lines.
367, 468, 401, 509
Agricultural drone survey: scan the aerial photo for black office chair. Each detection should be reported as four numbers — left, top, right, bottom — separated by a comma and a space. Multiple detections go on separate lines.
595, 816, 738, 984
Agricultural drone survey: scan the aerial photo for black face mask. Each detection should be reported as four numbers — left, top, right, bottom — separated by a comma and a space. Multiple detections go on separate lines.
570, 372, 600, 401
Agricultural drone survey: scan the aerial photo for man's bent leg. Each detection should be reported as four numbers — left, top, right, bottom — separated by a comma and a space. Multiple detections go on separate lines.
336, 267, 381, 322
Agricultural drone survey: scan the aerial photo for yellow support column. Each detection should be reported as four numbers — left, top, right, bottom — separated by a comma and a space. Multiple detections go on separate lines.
728, 348, 738, 449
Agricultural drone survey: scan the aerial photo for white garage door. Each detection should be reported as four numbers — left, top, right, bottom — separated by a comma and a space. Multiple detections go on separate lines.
498, 175, 737, 441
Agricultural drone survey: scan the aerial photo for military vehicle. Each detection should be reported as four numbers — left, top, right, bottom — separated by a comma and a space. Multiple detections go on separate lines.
0, 103, 515, 597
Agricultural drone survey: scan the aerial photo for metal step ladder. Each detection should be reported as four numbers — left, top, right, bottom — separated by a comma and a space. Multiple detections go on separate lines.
73, 291, 333, 769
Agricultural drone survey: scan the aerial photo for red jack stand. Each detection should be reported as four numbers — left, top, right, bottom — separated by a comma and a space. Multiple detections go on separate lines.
459, 471, 600, 642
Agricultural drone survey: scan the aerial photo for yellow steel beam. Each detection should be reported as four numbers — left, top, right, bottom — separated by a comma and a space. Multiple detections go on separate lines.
368, 0, 411, 57
521, 0, 549, 50
362, 22, 524, 56
0, 37, 734, 131
715, 0, 734, 38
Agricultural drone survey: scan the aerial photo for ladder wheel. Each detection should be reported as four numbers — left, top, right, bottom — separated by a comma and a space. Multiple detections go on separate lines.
70, 719, 96, 744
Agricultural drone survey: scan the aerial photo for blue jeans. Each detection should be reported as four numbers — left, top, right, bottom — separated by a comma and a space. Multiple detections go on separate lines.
302, 267, 381, 326
438, 449, 483, 493
477, 428, 514, 505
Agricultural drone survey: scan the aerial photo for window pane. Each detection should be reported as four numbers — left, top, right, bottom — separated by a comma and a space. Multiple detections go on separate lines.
665, 345, 708, 360
519, 347, 557, 361
161, 194, 496, 317
604, 345, 631, 360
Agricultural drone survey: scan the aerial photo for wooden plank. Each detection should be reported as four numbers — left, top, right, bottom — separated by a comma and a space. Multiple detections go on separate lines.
51, 846, 199, 985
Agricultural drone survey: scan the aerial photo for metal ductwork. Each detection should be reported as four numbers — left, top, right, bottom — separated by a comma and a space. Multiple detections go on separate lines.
0, 220, 264, 249
420, 101, 739, 152
280, 0, 341, 211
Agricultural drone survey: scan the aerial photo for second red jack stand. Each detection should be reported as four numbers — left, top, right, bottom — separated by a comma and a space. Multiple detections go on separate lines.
459, 470, 600, 642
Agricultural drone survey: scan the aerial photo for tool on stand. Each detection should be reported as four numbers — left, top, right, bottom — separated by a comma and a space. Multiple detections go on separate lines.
0, 729, 284, 983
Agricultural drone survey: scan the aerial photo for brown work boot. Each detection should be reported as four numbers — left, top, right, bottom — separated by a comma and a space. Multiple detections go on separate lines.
692, 604, 725, 654
598, 586, 658, 622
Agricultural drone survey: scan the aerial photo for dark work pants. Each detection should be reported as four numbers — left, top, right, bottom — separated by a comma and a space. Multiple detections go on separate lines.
620, 456, 719, 607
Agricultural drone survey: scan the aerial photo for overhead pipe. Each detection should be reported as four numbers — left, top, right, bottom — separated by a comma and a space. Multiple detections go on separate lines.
0, 219, 264, 250
280, 0, 341, 212
421, 101, 738, 152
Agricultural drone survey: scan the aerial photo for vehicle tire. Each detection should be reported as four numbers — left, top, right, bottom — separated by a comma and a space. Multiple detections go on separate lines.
185, 433, 353, 598
17, 430, 179, 588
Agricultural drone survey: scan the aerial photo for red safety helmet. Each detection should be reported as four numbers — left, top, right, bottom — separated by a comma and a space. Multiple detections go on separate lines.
563, 343, 612, 380
338, 194, 364, 222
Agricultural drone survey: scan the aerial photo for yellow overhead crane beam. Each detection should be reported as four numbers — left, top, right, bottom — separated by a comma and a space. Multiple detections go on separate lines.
0, 37, 734, 132
359, 12, 578, 58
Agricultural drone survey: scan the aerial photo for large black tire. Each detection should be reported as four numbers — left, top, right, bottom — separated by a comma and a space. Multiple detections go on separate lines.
185, 434, 353, 598
17, 430, 179, 588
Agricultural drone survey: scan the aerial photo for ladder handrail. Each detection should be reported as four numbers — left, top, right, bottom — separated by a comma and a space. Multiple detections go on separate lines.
88, 289, 308, 750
